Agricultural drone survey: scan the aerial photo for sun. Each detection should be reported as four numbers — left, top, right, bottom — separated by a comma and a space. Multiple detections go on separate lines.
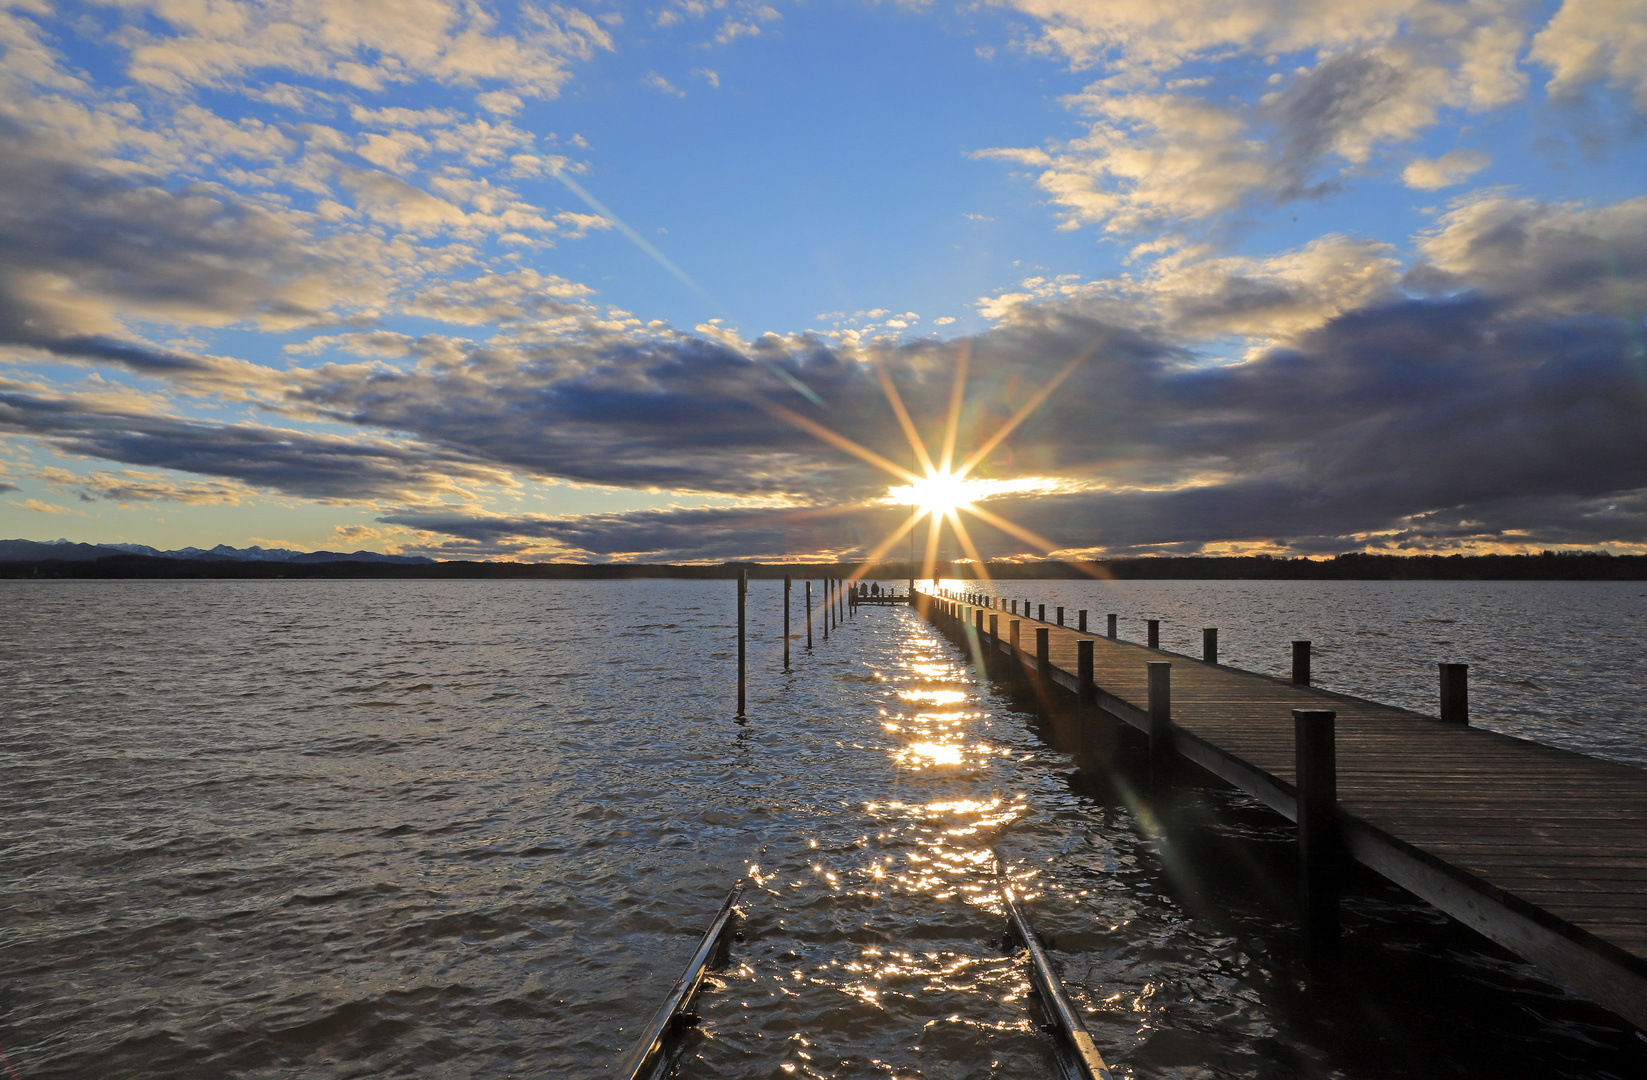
757, 341, 1086, 583
890, 469, 978, 516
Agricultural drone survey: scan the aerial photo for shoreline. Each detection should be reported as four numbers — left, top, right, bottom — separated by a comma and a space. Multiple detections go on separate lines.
2, 551, 1645, 580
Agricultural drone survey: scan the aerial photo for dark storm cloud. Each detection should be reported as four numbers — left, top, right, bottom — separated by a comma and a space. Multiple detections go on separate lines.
380, 502, 920, 561
367, 289, 1647, 559
0, 388, 503, 502
0, 115, 372, 364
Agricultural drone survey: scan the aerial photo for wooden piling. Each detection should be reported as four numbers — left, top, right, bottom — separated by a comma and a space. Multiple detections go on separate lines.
1009, 619, 1021, 688
1294, 708, 1340, 966
1038, 603, 1046, 622
1078, 610, 1088, 633
1203, 627, 1218, 665
737, 568, 747, 716
1147, 661, 1172, 785
1036, 627, 1050, 702
1292, 640, 1311, 685
1147, 619, 1160, 649
1077, 639, 1094, 706
1056, 606, 1065, 626
1440, 663, 1468, 724
805, 580, 813, 649
822, 579, 829, 641
1107, 613, 1117, 639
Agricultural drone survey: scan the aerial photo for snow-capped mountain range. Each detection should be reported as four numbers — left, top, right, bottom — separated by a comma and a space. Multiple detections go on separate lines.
0, 539, 432, 564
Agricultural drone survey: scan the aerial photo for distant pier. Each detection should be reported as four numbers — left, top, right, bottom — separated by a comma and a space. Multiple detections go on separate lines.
915, 587, 1647, 1030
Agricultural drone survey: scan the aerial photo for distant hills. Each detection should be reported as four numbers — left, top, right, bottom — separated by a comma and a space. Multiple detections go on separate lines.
0, 539, 432, 565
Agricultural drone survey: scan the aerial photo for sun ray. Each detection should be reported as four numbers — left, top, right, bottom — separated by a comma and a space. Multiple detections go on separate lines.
938, 340, 970, 478
960, 500, 1066, 558
846, 507, 928, 580
759, 398, 920, 483
921, 503, 945, 581
944, 508, 993, 581
873, 358, 937, 478
956, 354, 1083, 480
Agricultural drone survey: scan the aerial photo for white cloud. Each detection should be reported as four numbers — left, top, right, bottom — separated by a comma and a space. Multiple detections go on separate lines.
644, 71, 685, 97
1403, 148, 1490, 189
1531, 0, 1647, 111
115, 0, 613, 98
476, 90, 524, 115
978, 0, 1538, 233
692, 67, 720, 88
12, 497, 70, 513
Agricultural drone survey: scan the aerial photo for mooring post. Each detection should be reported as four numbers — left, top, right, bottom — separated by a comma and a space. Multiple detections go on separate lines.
1107, 613, 1117, 639
1203, 628, 1218, 665
737, 567, 747, 717
823, 579, 829, 641
1035, 627, 1050, 697
1023, 598, 1030, 617
989, 613, 998, 647
1293, 708, 1341, 968
783, 575, 791, 671
1009, 619, 1022, 687
1078, 610, 1088, 633
1038, 603, 1045, 622
1292, 640, 1311, 685
1056, 606, 1065, 626
1440, 663, 1468, 724
1077, 639, 1095, 706
1147, 662, 1172, 786
806, 580, 813, 649
1147, 619, 1160, 649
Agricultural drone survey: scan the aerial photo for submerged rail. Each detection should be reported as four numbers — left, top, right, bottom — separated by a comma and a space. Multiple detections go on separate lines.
998, 869, 1114, 1080
615, 882, 745, 1080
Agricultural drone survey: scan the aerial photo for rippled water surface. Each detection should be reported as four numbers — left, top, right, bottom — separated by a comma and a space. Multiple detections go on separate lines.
1, 579, 1644, 1080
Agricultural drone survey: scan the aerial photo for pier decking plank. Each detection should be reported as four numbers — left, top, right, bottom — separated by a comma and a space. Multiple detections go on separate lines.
920, 594, 1647, 1029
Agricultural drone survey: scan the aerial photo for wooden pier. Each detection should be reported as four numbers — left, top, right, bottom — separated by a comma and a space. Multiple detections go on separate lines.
914, 589, 1647, 1030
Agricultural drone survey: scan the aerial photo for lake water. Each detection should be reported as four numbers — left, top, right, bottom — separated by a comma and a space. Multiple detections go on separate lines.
1, 579, 1643, 1080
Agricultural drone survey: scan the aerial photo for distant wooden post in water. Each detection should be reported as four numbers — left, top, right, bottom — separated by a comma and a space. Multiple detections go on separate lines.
1440, 663, 1469, 724
822, 579, 829, 641
1203, 628, 1218, 665
736, 568, 746, 717
805, 580, 813, 649
1294, 708, 1340, 968
1147, 619, 1160, 649
783, 575, 791, 671
1292, 640, 1311, 685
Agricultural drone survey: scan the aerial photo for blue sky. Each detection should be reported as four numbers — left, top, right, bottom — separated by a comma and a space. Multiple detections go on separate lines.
1, 0, 1644, 562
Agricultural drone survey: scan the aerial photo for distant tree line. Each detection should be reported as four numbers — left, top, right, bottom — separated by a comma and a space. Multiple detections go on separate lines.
2, 550, 1644, 580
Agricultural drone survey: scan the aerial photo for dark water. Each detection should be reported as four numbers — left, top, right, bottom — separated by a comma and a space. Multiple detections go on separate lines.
0, 580, 1643, 1079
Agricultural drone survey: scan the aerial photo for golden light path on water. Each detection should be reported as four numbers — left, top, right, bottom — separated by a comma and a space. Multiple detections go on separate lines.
683, 611, 1141, 1079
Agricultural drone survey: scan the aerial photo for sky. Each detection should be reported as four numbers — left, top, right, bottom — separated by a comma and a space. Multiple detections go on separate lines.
0, 0, 1644, 563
